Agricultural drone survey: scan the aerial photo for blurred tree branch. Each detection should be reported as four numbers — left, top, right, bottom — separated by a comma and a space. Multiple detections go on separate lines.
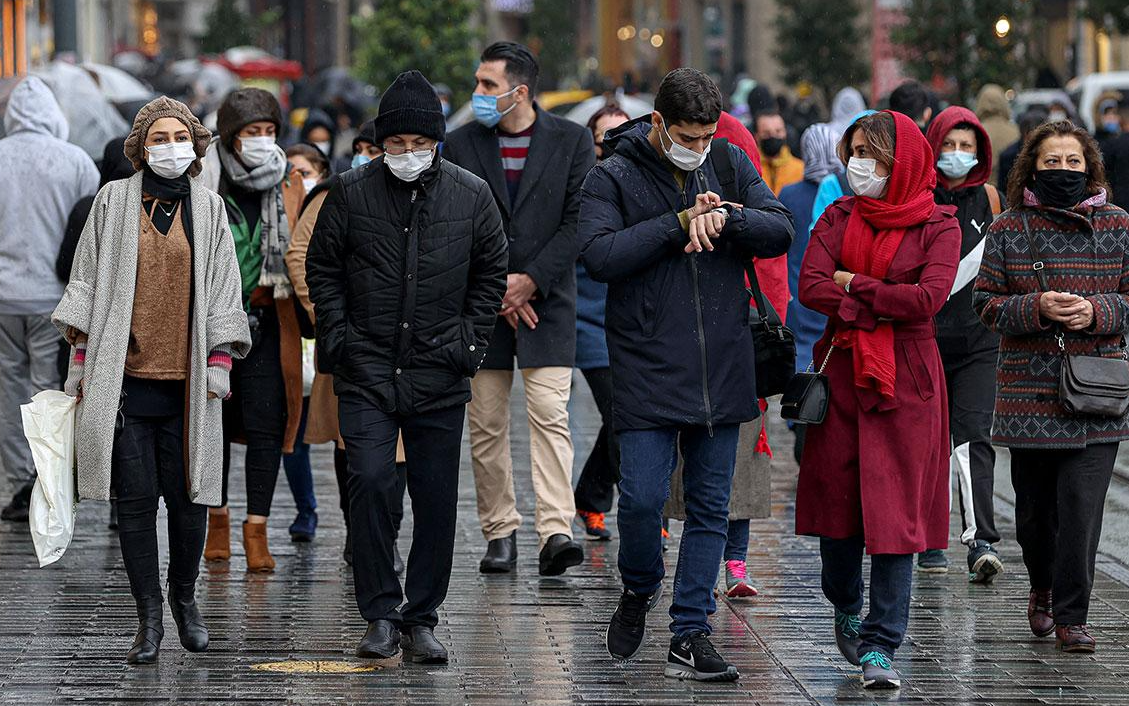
775, 0, 870, 109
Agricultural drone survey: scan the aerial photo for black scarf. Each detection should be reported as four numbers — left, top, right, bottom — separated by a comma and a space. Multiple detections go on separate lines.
141, 167, 193, 240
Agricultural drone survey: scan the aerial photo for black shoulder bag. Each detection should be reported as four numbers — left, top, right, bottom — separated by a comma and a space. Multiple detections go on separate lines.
1020, 211, 1129, 417
707, 140, 796, 398
780, 344, 834, 424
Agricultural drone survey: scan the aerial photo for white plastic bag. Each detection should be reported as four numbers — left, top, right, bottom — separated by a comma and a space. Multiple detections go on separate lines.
21, 390, 78, 567
301, 338, 316, 397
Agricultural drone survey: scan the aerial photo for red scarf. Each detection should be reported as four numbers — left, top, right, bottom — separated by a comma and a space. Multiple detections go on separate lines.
840, 111, 937, 399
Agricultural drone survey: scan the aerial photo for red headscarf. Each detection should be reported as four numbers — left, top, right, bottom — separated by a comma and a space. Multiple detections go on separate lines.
839, 110, 937, 399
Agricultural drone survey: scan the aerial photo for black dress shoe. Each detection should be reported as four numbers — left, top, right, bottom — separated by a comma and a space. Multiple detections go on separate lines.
126, 598, 164, 665
393, 542, 404, 576
401, 626, 449, 664
479, 531, 517, 573
168, 584, 209, 652
357, 619, 401, 658
539, 533, 584, 576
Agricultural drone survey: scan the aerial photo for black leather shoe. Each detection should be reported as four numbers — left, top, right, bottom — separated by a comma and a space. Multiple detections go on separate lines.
401, 626, 449, 664
479, 531, 517, 573
126, 598, 164, 665
357, 619, 401, 659
539, 533, 584, 576
393, 542, 404, 576
168, 584, 209, 652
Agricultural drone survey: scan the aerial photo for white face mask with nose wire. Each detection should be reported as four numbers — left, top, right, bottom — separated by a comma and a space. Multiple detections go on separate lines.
385, 148, 434, 182
847, 157, 890, 198
658, 117, 710, 171
145, 142, 196, 179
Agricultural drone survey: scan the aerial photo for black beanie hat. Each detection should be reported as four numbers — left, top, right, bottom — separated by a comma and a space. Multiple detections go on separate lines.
352, 118, 377, 151
217, 87, 283, 147
372, 71, 446, 145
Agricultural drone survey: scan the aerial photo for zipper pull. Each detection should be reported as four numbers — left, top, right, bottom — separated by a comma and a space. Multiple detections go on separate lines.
410, 189, 417, 204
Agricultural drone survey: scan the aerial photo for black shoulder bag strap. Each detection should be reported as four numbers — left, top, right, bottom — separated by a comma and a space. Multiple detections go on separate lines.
705, 138, 780, 327
1020, 211, 1060, 347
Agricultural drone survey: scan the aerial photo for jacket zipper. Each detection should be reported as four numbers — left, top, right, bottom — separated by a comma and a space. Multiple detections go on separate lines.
686, 170, 714, 437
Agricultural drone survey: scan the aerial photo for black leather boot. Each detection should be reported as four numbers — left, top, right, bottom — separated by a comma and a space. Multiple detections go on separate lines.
479, 531, 518, 573
168, 584, 209, 652
126, 598, 164, 665
538, 533, 584, 576
401, 626, 449, 664
357, 619, 401, 659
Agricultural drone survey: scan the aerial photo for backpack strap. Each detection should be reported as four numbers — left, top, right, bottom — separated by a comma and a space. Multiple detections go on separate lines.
707, 138, 739, 203
984, 183, 1002, 218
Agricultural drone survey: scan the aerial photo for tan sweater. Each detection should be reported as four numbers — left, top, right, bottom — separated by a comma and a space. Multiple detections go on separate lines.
125, 202, 191, 379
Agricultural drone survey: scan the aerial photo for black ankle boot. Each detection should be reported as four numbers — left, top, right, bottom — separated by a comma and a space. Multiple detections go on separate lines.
127, 598, 164, 664
168, 584, 209, 652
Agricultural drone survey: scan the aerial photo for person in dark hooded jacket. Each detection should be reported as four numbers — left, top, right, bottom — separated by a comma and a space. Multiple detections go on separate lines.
579, 68, 792, 682
924, 105, 1005, 581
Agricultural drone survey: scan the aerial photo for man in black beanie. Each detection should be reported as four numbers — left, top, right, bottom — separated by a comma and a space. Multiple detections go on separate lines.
307, 70, 508, 664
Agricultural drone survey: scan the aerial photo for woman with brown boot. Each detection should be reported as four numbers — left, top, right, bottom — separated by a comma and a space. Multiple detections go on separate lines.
199, 88, 306, 572
53, 96, 251, 663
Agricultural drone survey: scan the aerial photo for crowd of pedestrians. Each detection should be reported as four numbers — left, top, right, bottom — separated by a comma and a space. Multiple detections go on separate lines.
1, 41, 1128, 693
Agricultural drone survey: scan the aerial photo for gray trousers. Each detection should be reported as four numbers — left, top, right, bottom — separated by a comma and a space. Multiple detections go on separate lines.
0, 314, 62, 489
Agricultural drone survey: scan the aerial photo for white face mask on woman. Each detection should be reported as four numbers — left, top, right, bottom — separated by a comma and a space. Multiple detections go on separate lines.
239, 135, 277, 167
385, 148, 434, 182
847, 157, 890, 199
145, 142, 196, 179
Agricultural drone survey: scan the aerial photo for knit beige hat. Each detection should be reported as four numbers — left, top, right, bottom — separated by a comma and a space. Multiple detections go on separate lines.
123, 96, 211, 178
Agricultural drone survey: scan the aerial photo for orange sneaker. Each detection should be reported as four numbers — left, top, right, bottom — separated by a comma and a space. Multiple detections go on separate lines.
578, 510, 612, 540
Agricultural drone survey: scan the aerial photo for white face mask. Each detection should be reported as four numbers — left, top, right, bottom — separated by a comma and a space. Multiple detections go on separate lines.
385, 148, 434, 182
238, 135, 277, 167
847, 157, 890, 199
145, 141, 197, 179
302, 177, 319, 194
312, 141, 331, 156
658, 117, 710, 171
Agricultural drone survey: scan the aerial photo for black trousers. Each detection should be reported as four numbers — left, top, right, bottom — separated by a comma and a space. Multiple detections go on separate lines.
338, 394, 464, 628
1011, 443, 1117, 625
112, 413, 206, 601
333, 448, 406, 536
221, 306, 287, 516
573, 367, 619, 513
941, 346, 1000, 545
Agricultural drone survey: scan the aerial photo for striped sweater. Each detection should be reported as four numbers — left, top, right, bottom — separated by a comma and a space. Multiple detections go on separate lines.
973, 195, 1129, 448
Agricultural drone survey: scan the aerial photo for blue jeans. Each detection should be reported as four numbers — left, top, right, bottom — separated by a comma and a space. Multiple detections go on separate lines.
617, 424, 739, 638
283, 397, 316, 515
724, 519, 750, 562
820, 535, 913, 659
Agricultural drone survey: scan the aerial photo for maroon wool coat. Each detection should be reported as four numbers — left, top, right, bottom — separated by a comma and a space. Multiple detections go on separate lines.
794, 198, 961, 555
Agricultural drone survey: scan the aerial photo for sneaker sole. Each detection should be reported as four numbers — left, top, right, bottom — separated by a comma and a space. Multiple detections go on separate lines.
664, 664, 740, 682
725, 582, 758, 598
861, 675, 901, 689
969, 554, 1003, 584
917, 565, 949, 574
1057, 640, 1096, 653
605, 586, 663, 660
584, 533, 612, 542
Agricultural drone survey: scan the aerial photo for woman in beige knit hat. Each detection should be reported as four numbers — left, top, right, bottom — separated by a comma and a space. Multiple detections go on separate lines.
53, 96, 251, 665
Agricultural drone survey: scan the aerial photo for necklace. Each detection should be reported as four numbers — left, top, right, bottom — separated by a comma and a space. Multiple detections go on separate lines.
148, 199, 176, 219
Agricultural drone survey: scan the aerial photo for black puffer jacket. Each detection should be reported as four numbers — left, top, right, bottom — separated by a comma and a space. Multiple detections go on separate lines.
306, 155, 508, 414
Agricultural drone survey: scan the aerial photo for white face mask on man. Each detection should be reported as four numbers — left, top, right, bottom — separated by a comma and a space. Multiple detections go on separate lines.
658, 116, 710, 171
846, 157, 890, 199
238, 135, 277, 167
385, 148, 434, 182
146, 142, 196, 179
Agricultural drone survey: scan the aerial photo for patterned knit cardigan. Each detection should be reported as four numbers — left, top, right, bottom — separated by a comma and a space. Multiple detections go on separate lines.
973, 197, 1129, 449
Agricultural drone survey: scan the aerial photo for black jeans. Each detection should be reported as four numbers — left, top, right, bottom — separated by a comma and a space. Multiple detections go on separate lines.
820, 536, 913, 660
941, 346, 1000, 545
221, 306, 287, 516
1010, 443, 1117, 625
112, 413, 207, 601
574, 367, 619, 513
332, 448, 406, 536
338, 394, 464, 628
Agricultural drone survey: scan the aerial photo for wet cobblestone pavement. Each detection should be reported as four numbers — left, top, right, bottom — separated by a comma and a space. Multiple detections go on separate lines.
3, 379, 1129, 704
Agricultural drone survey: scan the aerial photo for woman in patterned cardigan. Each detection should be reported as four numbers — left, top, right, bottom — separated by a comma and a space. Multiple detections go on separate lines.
974, 120, 1129, 654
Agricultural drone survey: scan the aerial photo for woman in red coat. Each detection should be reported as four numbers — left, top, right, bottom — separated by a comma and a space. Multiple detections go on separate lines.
795, 110, 961, 690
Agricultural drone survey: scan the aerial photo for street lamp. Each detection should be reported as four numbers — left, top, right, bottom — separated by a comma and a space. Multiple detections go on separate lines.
995, 15, 1010, 39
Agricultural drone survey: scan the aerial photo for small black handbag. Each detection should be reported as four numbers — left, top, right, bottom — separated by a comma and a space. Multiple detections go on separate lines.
744, 261, 796, 399
780, 345, 834, 424
1021, 212, 1129, 418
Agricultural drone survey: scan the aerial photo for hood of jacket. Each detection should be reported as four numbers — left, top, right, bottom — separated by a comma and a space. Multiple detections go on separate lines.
926, 105, 992, 191
3, 76, 68, 140
830, 88, 867, 134
975, 84, 1011, 121
602, 116, 679, 185
300, 108, 337, 147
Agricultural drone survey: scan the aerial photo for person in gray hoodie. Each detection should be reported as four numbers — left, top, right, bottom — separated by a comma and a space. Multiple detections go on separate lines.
0, 76, 98, 522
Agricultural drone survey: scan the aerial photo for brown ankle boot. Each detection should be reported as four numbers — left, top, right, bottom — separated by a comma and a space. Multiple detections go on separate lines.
1056, 624, 1096, 653
243, 521, 276, 573
1027, 588, 1054, 637
203, 513, 231, 562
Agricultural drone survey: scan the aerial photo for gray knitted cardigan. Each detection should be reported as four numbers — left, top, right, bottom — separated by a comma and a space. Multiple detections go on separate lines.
53, 171, 251, 505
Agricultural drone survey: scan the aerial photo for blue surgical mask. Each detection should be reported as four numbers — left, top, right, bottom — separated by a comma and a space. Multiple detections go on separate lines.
1104, 119, 1121, 135
472, 86, 520, 128
352, 153, 372, 169
937, 150, 979, 179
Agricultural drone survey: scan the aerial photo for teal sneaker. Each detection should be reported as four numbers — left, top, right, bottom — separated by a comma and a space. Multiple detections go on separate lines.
859, 651, 900, 689
833, 610, 862, 665
917, 549, 949, 573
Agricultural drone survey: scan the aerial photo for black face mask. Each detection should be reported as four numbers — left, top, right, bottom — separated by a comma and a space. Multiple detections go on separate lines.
1031, 169, 1088, 209
760, 136, 785, 158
